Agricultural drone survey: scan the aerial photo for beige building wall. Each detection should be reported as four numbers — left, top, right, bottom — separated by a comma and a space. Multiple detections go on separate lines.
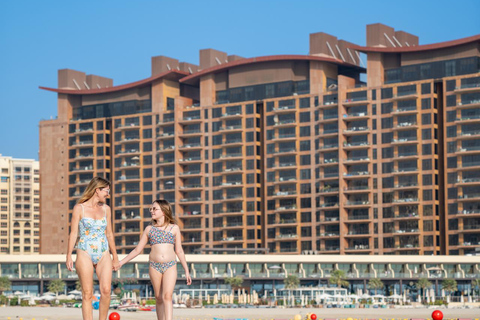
0, 155, 40, 254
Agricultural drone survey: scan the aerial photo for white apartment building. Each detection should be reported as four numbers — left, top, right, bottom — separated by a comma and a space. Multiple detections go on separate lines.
0, 154, 40, 254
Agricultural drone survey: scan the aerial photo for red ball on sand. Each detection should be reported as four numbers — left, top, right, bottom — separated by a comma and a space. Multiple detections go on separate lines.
109, 312, 120, 320
310, 314, 317, 320
431, 310, 443, 320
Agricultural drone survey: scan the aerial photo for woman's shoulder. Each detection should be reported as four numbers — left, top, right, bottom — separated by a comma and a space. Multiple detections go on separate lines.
145, 225, 153, 232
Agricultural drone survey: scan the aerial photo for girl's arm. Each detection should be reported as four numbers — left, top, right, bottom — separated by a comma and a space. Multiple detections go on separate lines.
66, 205, 81, 271
174, 225, 192, 285
104, 205, 119, 269
118, 226, 151, 268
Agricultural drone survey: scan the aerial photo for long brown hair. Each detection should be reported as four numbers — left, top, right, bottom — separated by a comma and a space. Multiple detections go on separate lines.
77, 176, 111, 204
151, 199, 176, 226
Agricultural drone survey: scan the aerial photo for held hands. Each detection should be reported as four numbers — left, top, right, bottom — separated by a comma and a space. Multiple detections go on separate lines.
66, 255, 74, 272
185, 272, 192, 285
112, 258, 121, 271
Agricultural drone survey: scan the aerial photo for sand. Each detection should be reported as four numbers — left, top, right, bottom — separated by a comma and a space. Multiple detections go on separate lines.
0, 306, 479, 320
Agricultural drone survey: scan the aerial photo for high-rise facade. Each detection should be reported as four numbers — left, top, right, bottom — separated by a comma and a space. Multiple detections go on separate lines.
39, 23, 480, 255
0, 155, 40, 254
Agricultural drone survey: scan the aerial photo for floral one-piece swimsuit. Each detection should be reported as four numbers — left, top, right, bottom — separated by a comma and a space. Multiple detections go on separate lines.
76, 204, 109, 265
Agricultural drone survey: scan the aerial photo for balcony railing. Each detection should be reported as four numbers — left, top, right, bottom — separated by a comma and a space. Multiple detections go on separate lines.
393, 198, 419, 203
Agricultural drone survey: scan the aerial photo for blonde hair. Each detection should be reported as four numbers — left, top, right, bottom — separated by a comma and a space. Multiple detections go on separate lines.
77, 176, 111, 204
151, 199, 176, 226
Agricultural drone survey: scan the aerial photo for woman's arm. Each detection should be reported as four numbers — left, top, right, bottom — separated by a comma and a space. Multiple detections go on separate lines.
118, 226, 151, 268
66, 205, 81, 271
174, 225, 192, 285
104, 205, 119, 269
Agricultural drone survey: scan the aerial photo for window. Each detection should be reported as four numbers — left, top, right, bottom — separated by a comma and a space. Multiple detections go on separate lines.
422, 114, 431, 125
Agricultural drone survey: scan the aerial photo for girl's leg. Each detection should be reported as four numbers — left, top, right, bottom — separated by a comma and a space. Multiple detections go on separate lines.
160, 264, 177, 320
95, 252, 113, 320
149, 265, 164, 320
76, 250, 94, 320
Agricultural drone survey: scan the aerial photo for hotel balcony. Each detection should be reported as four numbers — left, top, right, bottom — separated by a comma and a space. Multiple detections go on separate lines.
179, 129, 202, 137
178, 143, 202, 150
343, 127, 370, 135
391, 92, 418, 101
456, 210, 480, 217
454, 82, 480, 93
394, 183, 420, 189
219, 125, 243, 132
392, 138, 418, 145
458, 193, 480, 201
397, 152, 419, 159
343, 112, 369, 121
320, 129, 339, 137
272, 134, 296, 141
319, 101, 338, 108
179, 116, 202, 124
458, 131, 480, 139
394, 212, 420, 220
319, 144, 339, 151
393, 122, 418, 131
455, 116, 480, 124
344, 201, 370, 208
342, 98, 368, 106
318, 187, 340, 195
343, 142, 370, 150
343, 171, 370, 179
456, 100, 480, 109
343, 186, 369, 194
117, 122, 140, 129
220, 112, 242, 119
345, 214, 370, 222
392, 106, 418, 115
179, 156, 202, 163
319, 115, 338, 122
273, 105, 296, 113
157, 133, 174, 139
393, 168, 418, 175
344, 156, 370, 164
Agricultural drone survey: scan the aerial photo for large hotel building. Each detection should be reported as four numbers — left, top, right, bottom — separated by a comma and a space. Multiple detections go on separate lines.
39, 23, 480, 256
0, 155, 40, 254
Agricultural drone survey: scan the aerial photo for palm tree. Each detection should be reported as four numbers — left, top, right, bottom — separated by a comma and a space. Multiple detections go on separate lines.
368, 278, 384, 295
329, 270, 349, 289
0, 277, 11, 295
225, 276, 244, 290
442, 279, 457, 300
284, 275, 299, 290
284, 275, 299, 306
471, 279, 480, 296
416, 278, 432, 303
47, 279, 66, 299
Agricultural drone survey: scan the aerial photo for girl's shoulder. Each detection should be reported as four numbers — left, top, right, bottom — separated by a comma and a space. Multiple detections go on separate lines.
169, 224, 180, 233
145, 225, 153, 232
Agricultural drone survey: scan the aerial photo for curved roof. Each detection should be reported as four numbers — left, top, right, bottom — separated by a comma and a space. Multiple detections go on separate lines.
39, 70, 189, 95
180, 54, 365, 84
351, 34, 480, 53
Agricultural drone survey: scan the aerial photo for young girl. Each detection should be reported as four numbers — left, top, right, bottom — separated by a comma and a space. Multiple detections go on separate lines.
117, 199, 191, 320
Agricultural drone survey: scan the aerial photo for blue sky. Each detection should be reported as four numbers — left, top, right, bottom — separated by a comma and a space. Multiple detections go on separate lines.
0, 0, 479, 160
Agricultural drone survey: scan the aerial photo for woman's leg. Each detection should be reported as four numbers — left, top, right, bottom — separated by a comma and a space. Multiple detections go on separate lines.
160, 264, 177, 320
76, 250, 94, 320
149, 264, 164, 320
95, 252, 112, 320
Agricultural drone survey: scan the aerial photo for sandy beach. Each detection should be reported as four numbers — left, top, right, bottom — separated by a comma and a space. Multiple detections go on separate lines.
0, 306, 479, 320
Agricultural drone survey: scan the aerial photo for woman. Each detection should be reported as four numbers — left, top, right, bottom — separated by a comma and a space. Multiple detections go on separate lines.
66, 176, 119, 320
118, 199, 191, 320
